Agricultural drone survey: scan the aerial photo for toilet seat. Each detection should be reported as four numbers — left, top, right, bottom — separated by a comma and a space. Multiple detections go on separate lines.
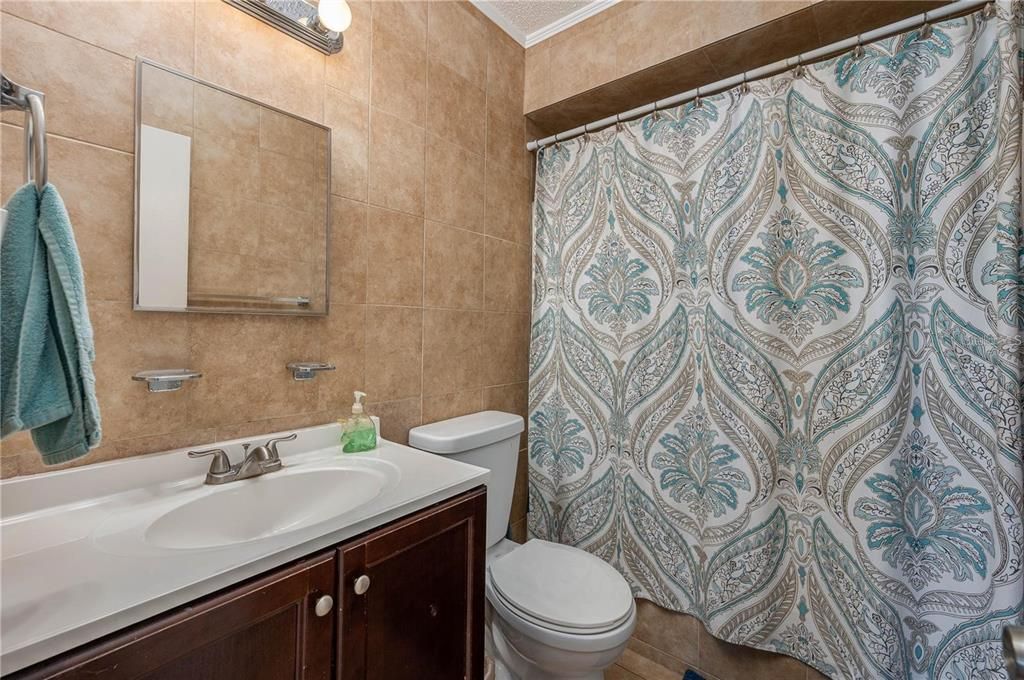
487, 540, 635, 637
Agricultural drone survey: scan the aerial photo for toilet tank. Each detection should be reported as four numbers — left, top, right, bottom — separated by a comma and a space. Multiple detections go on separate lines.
409, 411, 524, 548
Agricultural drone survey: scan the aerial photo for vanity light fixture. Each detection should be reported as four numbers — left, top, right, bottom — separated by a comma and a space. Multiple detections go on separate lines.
222, 0, 351, 55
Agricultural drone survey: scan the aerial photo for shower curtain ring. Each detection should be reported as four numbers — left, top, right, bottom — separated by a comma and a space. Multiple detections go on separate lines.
982, 2, 996, 19
651, 104, 660, 122
920, 11, 933, 38
793, 55, 806, 79
739, 72, 751, 96
615, 114, 623, 132
853, 34, 865, 59
693, 87, 703, 109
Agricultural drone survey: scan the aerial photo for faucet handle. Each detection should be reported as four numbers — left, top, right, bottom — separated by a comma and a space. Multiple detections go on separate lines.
188, 448, 232, 475
264, 433, 297, 459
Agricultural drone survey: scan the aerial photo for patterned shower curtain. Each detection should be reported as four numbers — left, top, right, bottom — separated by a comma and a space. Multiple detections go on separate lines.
528, 4, 1023, 679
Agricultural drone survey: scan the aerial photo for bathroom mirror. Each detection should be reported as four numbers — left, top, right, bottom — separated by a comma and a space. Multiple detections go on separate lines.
134, 60, 330, 315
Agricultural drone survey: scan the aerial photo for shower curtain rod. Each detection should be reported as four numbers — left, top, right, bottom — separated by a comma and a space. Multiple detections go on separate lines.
526, 0, 991, 151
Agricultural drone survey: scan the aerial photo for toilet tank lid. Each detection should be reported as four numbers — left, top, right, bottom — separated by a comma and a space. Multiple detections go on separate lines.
409, 411, 524, 454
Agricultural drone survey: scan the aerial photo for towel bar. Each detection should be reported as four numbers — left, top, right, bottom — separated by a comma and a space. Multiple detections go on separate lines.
1, 73, 47, 192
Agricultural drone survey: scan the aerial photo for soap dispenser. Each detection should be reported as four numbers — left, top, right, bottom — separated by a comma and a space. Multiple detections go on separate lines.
340, 391, 377, 452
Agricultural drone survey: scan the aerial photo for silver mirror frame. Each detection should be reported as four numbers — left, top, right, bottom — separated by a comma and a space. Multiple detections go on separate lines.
132, 58, 331, 317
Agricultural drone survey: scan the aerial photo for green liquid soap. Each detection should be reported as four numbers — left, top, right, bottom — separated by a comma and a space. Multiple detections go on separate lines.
340, 390, 376, 453
342, 425, 376, 453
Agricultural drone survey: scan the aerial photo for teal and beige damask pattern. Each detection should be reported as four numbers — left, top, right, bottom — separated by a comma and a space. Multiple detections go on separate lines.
528, 5, 1024, 679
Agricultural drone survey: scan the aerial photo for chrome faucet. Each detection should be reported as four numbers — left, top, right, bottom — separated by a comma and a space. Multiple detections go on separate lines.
188, 433, 297, 485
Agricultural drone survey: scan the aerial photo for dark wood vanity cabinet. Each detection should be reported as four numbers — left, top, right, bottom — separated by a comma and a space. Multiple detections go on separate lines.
11, 487, 486, 680
339, 487, 486, 680
13, 552, 338, 680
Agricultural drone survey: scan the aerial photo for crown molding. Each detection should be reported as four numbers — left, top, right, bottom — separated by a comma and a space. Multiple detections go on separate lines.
470, 0, 618, 48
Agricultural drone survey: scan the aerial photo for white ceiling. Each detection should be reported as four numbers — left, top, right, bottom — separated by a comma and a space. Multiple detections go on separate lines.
471, 0, 618, 47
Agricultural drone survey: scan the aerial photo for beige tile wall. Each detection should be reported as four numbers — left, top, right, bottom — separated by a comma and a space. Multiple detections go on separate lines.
608, 600, 829, 680
524, 0, 815, 112
0, 0, 532, 537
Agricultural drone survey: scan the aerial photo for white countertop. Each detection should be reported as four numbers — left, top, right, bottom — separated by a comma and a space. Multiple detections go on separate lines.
0, 424, 489, 674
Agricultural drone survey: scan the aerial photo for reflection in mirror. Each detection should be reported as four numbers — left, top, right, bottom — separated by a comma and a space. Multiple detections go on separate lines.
135, 60, 330, 315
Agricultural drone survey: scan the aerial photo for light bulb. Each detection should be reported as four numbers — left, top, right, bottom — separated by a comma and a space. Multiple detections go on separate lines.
317, 0, 352, 33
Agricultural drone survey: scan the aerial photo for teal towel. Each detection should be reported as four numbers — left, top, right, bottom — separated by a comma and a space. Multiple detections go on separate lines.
2, 183, 101, 464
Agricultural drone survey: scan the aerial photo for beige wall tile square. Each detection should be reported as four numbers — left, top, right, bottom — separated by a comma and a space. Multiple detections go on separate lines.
698, 624, 809, 680
140, 64, 195, 137
371, 2, 428, 42
190, 373, 320, 429
1, 431, 36, 458
189, 314, 322, 381
260, 204, 322, 262
428, 1, 488, 91
254, 256, 319, 302
510, 448, 528, 522
482, 382, 527, 421
194, 83, 260, 146
319, 304, 366, 413
486, 106, 528, 179
91, 302, 190, 442
190, 189, 261, 256
195, 0, 325, 123
424, 134, 485, 231
366, 207, 423, 306
364, 305, 423, 402
2, 0, 195, 72
480, 312, 529, 386
421, 389, 483, 424
325, 87, 369, 201
633, 601, 700, 666
484, 237, 530, 312
486, 24, 525, 112
616, 646, 686, 680
370, 2, 427, 125
367, 396, 422, 445
605, 664, 644, 680
509, 518, 527, 543
259, 149, 320, 212
1, 16, 134, 152
547, 16, 617, 99
423, 309, 483, 395
484, 164, 531, 244
188, 250, 250, 297
524, 42, 552, 112
1, 127, 134, 303
217, 412, 330, 442
325, 0, 371, 101
427, 61, 486, 153
191, 127, 260, 198
614, 3, 699, 77
368, 109, 425, 215
260, 107, 321, 159
330, 196, 368, 302
424, 222, 484, 310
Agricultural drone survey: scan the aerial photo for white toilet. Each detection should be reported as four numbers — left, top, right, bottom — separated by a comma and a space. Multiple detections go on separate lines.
409, 411, 636, 680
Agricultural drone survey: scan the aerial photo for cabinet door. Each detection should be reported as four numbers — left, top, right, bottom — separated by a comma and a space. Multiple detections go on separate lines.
15, 552, 337, 680
338, 487, 486, 680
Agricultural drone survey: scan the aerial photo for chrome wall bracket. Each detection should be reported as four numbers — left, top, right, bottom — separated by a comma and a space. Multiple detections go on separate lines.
223, 0, 344, 54
287, 362, 335, 381
132, 369, 202, 392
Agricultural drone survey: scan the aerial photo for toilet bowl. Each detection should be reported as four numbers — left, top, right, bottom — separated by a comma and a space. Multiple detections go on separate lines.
409, 412, 636, 680
485, 539, 636, 680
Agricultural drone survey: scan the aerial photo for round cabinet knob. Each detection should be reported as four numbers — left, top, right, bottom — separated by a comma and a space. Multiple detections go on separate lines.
354, 574, 371, 595
314, 594, 334, 617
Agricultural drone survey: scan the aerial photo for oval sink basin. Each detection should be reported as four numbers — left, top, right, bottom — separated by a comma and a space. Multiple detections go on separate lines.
145, 467, 393, 550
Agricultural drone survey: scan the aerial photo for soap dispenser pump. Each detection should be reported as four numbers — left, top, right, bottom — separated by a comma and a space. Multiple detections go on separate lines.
340, 391, 377, 452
